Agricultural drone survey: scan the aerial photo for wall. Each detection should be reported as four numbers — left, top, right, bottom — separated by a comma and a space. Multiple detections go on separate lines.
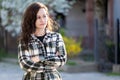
66, 1, 88, 37
66, 1, 90, 49
114, 0, 120, 20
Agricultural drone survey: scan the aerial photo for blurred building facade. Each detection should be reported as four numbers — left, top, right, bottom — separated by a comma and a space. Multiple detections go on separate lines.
66, 0, 115, 51
0, 0, 119, 57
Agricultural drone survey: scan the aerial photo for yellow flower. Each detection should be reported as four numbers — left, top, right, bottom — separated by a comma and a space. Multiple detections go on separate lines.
63, 36, 82, 58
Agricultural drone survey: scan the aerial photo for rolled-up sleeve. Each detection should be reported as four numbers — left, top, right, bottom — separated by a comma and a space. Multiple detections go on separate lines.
18, 42, 45, 72
45, 33, 67, 67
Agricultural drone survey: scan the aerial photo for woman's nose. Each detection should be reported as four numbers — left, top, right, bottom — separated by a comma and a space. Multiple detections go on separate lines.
40, 18, 44, 22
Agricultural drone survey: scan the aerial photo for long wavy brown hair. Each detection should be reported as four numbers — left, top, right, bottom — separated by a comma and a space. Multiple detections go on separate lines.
19, 2, 56, 45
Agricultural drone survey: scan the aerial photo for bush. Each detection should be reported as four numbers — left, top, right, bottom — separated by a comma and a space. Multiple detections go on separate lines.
0, 48, 17, 60
0, 49, 7, 60
106, 40, 115, 63
59, 28, 82, 58
106, 40, 120, 63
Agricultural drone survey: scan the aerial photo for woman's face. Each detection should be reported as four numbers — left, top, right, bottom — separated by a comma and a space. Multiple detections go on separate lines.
35, 8, 48, 30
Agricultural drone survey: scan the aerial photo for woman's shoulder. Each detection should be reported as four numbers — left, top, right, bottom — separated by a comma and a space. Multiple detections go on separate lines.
46, 29, 59, 35
49, 31, 61, 37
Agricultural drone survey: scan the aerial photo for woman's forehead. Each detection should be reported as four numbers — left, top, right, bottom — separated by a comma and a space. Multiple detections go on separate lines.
37, 8, 47, 16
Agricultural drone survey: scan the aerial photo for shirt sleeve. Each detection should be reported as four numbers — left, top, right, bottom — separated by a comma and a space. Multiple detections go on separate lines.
18, 41, 45, 72
45, 33, 67, 68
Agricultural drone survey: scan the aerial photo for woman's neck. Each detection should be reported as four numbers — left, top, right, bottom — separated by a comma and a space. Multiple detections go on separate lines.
34, 29, 45, 36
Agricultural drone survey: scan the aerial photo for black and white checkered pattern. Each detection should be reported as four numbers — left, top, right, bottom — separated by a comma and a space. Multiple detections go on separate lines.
18, 30, 67, 80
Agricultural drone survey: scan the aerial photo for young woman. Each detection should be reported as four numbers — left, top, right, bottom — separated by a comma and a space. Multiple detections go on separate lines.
18, 2, 67, 80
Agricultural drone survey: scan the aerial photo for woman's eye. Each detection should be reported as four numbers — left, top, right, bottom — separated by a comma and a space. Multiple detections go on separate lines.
37, 16, 41, 19
43, 15, 47, 18
37, 15, 46, 19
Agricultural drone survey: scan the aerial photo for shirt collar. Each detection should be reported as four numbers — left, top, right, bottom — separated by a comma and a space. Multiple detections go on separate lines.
30, 29, 52, 42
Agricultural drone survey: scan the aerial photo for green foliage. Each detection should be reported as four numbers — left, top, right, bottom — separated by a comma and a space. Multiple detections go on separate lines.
106, 40, 120, 63
106, 40, 115, 63
0, 48, 17, 60
95, 0, 107, 19
106, 72, 120, 76
0, 48, 7, 59
59, 28, 65, 36
59, 28, 82, 58
66, 60, 77, 66
96, 0, 107, 8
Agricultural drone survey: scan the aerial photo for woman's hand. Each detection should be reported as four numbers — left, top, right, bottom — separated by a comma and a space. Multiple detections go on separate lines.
31, 56, 40, 63
56, 51, 60, 56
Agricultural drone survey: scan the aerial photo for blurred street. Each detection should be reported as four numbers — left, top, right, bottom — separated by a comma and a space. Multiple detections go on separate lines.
0, 62, 120, 80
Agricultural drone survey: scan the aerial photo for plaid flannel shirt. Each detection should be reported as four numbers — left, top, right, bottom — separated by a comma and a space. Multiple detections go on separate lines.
18, 30, 67, 80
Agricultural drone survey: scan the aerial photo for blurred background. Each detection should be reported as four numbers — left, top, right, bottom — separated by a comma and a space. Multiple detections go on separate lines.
0, 0, 120, 80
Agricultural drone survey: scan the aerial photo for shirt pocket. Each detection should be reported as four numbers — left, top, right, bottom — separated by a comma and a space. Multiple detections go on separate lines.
28, 43, 39, 57
45, 41, 57, 56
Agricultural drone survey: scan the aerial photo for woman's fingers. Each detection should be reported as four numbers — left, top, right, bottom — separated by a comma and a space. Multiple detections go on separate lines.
31, 56, 40, 63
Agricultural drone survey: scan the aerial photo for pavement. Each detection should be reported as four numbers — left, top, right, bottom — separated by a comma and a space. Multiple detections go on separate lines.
0, 61, 120, 80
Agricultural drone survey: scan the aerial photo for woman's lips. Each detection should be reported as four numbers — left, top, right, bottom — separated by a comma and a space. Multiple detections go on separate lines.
40, 24, 45, 25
